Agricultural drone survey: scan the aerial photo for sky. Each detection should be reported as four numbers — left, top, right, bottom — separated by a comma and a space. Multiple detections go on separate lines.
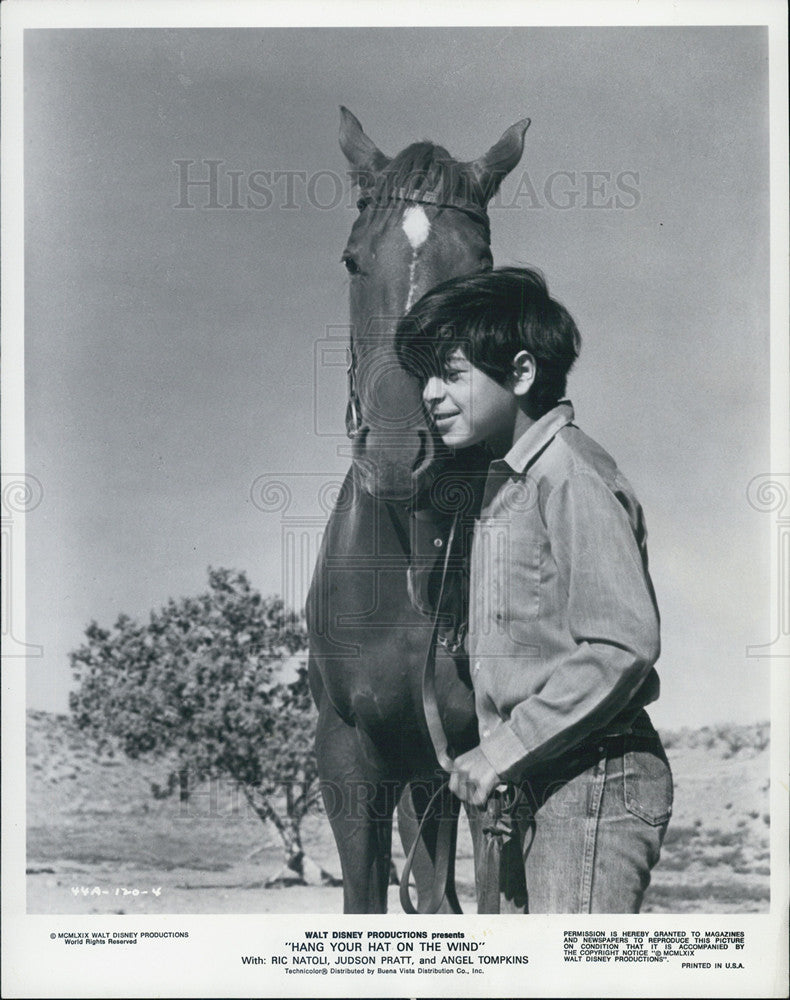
21, 25, 772, 728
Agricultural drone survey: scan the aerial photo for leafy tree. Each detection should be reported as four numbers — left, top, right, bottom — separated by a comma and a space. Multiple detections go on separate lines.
69, 567, 337, 885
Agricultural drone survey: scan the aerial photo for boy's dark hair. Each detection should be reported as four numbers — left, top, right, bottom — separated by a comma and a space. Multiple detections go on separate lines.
395, 266, 581, 418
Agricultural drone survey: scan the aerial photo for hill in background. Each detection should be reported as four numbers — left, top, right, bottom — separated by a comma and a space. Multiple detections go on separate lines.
25, 711, 770, 914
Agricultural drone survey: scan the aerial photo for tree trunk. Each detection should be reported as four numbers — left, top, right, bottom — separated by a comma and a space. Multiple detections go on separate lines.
263, 851, 342, 888
241, 785, 341, 887
178, 767, 190, 803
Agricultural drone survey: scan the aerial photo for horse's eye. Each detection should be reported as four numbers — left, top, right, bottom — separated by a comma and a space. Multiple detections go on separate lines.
342, 255, 360, 275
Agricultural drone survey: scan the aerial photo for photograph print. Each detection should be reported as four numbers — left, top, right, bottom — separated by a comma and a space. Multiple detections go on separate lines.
7, 5, 786, 959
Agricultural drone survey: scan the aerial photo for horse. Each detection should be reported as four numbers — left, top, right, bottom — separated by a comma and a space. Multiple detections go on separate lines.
306, 108, 530, 913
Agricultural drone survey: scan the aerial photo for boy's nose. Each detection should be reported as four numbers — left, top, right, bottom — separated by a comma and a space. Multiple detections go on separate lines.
422, 376, 444, 405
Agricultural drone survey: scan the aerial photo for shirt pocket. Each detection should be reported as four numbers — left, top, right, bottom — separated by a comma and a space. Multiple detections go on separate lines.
622, 735, 674, 826
500, 528, 542, 646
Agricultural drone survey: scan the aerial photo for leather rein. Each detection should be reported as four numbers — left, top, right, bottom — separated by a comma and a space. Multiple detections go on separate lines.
398, 508, 522, 916
399, 511, 461, 914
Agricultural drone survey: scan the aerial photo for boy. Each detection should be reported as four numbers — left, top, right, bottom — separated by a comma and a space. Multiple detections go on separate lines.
395, 267, 672, 913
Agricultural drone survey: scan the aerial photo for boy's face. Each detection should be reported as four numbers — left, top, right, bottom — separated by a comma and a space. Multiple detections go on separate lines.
422, 349, 519, 452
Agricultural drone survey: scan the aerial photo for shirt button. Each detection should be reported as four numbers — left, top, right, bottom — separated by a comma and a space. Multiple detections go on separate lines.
481, 729, 490, 739
433, 537, 443, 548
473, 660, 480, 672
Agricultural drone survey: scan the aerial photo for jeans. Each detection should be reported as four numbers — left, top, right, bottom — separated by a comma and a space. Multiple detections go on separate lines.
470, 715, 673, 913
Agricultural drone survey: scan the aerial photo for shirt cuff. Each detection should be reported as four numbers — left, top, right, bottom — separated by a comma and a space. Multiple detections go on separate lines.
479, 723, 529, 779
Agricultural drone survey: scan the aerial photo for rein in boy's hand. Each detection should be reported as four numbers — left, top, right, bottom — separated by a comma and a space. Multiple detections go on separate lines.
448, 747, 501, 807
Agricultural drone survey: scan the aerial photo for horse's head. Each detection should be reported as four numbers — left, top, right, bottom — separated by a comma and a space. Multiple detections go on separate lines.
339, 107, 530, 501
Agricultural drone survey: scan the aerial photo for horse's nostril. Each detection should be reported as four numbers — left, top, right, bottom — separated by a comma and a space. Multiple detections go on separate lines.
350, 424, 369, 458
413, 429, 442, 482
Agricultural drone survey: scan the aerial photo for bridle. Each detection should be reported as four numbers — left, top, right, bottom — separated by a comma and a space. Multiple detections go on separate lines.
345, 187, 491, 440
345, 339, 362, 439
356, 186, 491, 235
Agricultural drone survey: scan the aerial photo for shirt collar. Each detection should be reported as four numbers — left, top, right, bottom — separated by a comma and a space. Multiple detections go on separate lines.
497, 400, 575, 475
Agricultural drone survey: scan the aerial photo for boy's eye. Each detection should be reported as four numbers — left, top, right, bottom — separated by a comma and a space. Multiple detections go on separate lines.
443, 368, 466, 383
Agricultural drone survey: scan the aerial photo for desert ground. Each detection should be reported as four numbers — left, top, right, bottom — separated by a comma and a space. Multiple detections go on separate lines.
26, 711, 770, 915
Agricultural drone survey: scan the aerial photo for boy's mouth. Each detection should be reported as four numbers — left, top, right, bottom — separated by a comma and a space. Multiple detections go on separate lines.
432, 410, 459, 426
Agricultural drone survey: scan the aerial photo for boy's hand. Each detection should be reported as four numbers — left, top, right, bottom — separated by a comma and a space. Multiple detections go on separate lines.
448, 747, 501, 807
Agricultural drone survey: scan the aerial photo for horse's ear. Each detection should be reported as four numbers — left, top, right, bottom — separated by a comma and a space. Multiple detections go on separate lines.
339, 106, 390, 189
465, 117, 531, 203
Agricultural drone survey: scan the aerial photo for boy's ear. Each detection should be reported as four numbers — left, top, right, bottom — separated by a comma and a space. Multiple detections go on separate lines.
511, 350, 536, 397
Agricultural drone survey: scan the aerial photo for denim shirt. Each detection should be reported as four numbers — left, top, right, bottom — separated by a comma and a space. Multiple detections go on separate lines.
470, 401, 661, 780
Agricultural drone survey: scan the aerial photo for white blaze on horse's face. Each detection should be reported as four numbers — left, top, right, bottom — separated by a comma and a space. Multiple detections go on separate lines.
402, 205, 431, 250
401, 206, 431, 312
